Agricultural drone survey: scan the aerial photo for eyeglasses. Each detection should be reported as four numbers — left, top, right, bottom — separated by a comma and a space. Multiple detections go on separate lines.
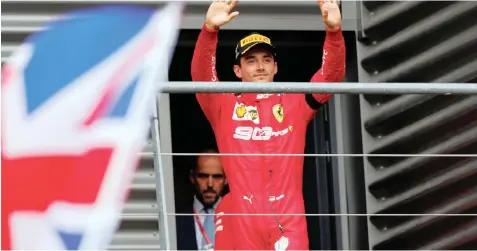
196, 172, 225, 179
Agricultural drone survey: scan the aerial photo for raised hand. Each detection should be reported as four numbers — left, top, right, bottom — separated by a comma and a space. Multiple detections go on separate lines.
318, 0, 342, 30
205, 0, 240, 30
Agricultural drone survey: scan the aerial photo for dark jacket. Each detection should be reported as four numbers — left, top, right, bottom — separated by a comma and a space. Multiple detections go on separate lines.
176, 206, 198, 250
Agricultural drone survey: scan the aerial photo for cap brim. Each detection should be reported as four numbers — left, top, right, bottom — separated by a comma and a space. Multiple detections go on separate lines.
240, 42, 276, 58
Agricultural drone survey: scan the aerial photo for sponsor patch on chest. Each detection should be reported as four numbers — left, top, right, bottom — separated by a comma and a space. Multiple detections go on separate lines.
233, 126, 293, 141
272, 104, 284, 123
232, 102, 260, 124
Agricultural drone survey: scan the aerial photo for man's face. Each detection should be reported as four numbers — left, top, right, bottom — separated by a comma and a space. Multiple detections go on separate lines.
191, 156, 226, 207
233, 46, 278, 82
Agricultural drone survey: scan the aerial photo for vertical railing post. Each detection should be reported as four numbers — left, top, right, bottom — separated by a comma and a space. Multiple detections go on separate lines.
151, 97, 170, 250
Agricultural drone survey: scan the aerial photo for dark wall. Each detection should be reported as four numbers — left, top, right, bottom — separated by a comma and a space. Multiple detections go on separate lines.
168, 29, 357, 250
357, 2, 477, 250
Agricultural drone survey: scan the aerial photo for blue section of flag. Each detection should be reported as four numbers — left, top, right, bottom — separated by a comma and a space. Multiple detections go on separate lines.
23, 5, 156, 114
57, 230, 84, 250
107, 75, 140, 117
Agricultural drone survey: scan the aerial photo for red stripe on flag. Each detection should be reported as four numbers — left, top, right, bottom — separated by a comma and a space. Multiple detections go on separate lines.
1, 148, 113, 249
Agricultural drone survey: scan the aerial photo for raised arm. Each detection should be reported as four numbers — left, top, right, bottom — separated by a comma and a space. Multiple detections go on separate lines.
191, 25, 220, 83
309, 0, 346, 105
193, 0, 239, 127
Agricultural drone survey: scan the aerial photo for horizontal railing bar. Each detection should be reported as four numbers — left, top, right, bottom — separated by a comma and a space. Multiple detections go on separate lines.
162, 82, 477, 94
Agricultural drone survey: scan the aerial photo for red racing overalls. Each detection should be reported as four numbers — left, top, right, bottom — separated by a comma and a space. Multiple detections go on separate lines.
193, 24, 346, 250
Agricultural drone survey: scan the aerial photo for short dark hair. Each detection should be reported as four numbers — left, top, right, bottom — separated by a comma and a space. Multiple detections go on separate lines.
192, 148, 219, 174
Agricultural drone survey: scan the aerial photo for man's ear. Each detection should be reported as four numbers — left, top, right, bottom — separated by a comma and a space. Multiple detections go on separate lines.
224, 178, 228, 185
189, 170, 195, 184
233, 64, 242, 79
274, 61, 278, 75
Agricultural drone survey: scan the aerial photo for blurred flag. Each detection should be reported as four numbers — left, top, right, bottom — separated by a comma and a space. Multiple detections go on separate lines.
1, 2, 183, 250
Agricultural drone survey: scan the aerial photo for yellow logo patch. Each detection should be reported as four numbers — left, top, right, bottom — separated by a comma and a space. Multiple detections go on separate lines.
235, 104, 247, 118
272, 104, 284, 123
240, 34, 271, 47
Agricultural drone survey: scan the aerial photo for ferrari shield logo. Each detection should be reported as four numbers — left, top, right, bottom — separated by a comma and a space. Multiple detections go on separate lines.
272, 104, 284, 123
232, 102, 260, 124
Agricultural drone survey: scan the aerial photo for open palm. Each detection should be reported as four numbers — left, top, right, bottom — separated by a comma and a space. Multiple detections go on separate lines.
318, 0, 342, 29
206, 0, 240, 30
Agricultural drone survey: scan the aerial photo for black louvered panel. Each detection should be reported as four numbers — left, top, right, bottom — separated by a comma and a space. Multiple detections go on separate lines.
359, 0, 477, 105
361, 1, 394, 13
357, 1, 477, 250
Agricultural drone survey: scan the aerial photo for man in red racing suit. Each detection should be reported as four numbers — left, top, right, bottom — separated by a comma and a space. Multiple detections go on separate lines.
192, 0, 345, 249
214, 193, 235, 250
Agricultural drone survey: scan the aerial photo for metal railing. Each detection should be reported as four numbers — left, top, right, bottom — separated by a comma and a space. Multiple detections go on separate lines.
152, 81, 476, 249
162, 82, 477, 94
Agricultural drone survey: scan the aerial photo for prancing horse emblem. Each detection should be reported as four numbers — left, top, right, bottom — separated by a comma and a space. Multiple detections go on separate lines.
272, 104, 284, 123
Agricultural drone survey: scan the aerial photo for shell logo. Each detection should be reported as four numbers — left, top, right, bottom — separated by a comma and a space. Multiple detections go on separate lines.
235, 105, 247, 118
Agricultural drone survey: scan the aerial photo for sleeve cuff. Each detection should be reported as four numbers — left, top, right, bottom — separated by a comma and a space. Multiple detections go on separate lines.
325, 27, 343, 40
203, 23, 219, 34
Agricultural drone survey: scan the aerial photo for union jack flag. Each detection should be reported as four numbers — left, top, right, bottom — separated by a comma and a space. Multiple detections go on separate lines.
1, 3, 183, 250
